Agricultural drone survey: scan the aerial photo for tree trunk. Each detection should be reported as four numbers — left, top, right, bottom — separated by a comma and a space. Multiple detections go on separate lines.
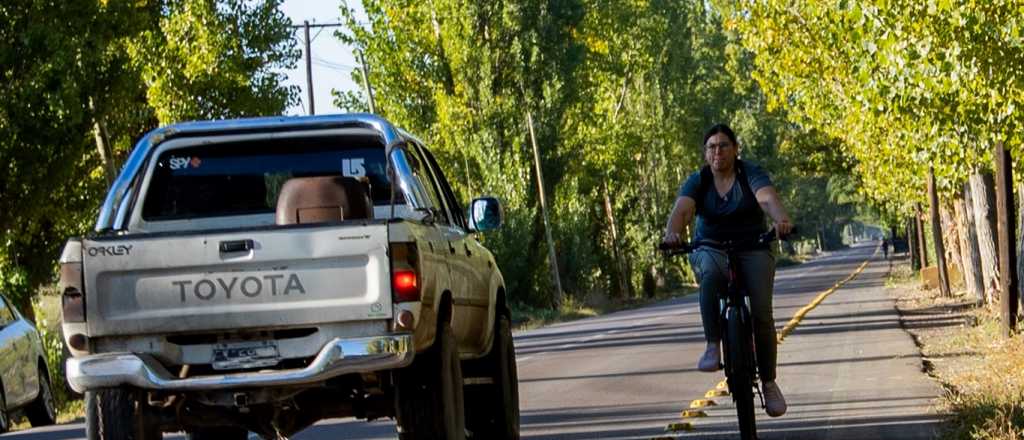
928, 167, 951, 297
93, 119, 117, 186
602, 181, 629, 299
994, 144, 1017, 336
940, 204, 963, 287
915, 204, 929, 268
970, 172, 1000, 305
955, 194, 985, 303
1018, 183, 1024, 319
909, 218, 921, 271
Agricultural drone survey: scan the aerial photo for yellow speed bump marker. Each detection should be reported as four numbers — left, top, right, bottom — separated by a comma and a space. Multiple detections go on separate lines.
716, 380, 728, 390
689, 399, 717, 408
666, 422, 695, 432
705, 389, 729, 398
680, 409, 707, 418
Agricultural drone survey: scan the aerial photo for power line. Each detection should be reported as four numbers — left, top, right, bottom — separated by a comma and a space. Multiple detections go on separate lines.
290, 21, 376, 115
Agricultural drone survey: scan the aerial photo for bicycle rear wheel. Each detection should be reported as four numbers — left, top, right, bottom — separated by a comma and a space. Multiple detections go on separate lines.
724, 306, 757, 440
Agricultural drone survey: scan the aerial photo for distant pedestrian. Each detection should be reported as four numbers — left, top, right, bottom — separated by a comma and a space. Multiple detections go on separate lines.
881, 238, 890, 259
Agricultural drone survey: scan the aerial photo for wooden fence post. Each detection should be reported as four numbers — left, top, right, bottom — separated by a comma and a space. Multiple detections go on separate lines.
994, 142, 1018, 336
928, 167, 951, 297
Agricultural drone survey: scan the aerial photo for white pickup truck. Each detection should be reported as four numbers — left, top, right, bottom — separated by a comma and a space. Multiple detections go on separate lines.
58, 115, 519, 440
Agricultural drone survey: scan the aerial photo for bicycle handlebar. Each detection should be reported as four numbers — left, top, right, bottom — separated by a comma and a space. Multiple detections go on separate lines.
659, 227, 799, 256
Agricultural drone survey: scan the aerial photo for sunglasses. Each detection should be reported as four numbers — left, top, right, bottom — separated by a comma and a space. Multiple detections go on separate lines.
704, 142, 734, 151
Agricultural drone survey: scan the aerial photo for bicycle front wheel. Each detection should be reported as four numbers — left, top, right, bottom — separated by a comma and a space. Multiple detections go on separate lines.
724, 306, 757, 440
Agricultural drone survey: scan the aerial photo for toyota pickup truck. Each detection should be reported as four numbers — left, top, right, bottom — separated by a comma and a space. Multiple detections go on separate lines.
58, 115, 519, 440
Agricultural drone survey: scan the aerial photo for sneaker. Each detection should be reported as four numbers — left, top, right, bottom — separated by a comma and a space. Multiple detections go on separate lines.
697, 343, 721, 372
763, 381, 787, 417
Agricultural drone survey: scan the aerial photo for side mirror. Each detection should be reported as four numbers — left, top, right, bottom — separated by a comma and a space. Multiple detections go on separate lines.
469, 197, 503, 232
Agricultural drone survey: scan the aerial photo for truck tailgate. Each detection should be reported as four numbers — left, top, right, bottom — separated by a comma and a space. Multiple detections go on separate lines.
82, 223, 391, 336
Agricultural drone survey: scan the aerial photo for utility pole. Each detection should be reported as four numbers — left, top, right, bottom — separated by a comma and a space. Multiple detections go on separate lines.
303, 21, 314, 115
527, 111, 564, 307
357, 50, 377, 114
291, 22, 344, 115
994, 141, 1018, 336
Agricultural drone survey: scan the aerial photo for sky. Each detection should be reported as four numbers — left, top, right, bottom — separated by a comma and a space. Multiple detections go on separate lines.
277, 0, 366, 116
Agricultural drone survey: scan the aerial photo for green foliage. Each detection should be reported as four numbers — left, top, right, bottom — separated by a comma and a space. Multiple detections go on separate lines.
128, 0, 300, 124
32, 296, 77, 415
728, 0, 1024, 224
337, 0, 856, 306
0, 0, 299, 311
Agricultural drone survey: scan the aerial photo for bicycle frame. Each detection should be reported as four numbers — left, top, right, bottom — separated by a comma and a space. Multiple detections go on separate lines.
719, 252, 760, 384
661, 228, 791, 440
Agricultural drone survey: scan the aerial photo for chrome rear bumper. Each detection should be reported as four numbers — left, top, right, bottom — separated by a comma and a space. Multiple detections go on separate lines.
66, 335, 413, 392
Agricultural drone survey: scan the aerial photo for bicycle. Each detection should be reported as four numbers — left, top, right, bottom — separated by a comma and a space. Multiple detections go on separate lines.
661, 228, 793, 440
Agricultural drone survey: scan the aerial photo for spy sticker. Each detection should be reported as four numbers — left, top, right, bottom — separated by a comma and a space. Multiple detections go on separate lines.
169, 156, 189, 170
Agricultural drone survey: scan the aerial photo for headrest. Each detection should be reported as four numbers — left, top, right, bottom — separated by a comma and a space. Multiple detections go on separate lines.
275, 176, 373, 225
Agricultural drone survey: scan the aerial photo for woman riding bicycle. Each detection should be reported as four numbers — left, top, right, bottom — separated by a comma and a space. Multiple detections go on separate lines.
661, 124, 792, 418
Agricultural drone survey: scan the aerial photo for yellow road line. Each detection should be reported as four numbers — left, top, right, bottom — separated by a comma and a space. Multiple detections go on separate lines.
777, 245, 878, 342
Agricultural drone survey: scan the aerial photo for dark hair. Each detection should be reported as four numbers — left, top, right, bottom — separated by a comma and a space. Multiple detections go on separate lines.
702, 123, 738, 147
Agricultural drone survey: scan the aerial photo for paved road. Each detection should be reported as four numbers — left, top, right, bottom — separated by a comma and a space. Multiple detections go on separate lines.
4, 242, 943, 439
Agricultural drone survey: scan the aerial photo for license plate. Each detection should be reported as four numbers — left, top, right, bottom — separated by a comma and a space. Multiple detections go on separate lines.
211, 341, 280, 370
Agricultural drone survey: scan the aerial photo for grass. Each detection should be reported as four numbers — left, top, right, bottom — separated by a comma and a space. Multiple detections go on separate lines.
887, 262, 1024, 440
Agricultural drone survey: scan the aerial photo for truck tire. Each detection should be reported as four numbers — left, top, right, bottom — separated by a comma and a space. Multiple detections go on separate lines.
26, 366, 57, 426
464, 315, 520, 439
395, 322, 466, 440
187, 427, 248, 440
86, 388, 162, 440
0, 386, 10, 434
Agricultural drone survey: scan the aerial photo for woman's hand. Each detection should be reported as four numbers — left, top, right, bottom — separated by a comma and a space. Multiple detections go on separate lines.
662, 231, 683, 247
774, 219, 793, 238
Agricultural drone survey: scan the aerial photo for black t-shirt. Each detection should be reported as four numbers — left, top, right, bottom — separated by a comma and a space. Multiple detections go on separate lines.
677, 161, 772, 241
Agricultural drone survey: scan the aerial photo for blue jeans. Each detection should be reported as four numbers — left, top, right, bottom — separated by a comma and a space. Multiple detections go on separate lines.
690, 247, 778, 382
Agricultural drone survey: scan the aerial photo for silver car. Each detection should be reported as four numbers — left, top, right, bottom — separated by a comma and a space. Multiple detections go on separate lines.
0, 294, 56, 432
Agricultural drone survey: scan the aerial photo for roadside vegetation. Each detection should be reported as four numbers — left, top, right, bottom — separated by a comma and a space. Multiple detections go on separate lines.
888, 260, 1024, 440
29, 293, 84, 424
0, 0, 868, 338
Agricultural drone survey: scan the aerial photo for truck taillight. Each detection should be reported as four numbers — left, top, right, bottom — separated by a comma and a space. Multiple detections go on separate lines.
59, 240, 85, 323
390, 242, 420, 303
393, 270, 420, 302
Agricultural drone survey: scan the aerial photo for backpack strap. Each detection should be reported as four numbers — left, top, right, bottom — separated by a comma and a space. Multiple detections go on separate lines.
735, 159, 754, 199
695, 165, 713, 213
694, 161, 753, 213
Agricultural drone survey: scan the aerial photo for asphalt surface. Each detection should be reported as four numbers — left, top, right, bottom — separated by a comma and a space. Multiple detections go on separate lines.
3, 242, 944, 439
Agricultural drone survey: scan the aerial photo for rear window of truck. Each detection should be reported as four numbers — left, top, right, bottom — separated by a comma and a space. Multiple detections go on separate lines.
142, 136, 395, 221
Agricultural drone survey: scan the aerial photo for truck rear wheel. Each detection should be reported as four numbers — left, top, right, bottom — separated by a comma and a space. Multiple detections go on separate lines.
86, 388, 162, 440
395, 322, 466, 440
464, 315, 520, 439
